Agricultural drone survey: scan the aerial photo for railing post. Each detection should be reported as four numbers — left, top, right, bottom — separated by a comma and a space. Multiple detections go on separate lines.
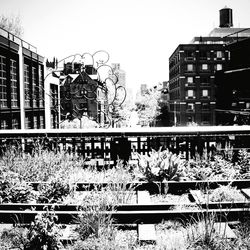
137, 137, 141, 154
81, 138, 85, 158
176, 137, 180, 155
147, 137, 151, 155
91, 137, 95, 159
101, 138, 105, 158
185, 137, 189, 160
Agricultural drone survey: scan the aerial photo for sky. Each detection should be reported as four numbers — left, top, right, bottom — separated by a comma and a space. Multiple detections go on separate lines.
1, 0, 250, 92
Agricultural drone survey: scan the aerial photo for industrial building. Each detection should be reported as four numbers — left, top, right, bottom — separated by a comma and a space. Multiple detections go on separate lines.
0, 27, 45, 129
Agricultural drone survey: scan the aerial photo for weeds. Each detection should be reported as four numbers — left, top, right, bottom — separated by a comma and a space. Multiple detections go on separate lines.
0, 209, 63, 250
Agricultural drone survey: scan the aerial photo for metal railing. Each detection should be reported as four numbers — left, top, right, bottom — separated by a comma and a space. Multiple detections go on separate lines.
0, 26, 37, 53
0, 126, 250, 163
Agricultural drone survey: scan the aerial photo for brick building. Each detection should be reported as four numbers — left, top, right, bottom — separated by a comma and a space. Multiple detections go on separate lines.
169, 7, 250, 126
60, 63, 107, 126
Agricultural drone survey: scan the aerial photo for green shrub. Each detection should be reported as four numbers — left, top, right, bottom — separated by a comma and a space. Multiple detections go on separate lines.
0, 171, 35, 203
209, 184, 245, 202
0, 226, 29, 249
37, 178, 72, 203
25, 210, 63, 250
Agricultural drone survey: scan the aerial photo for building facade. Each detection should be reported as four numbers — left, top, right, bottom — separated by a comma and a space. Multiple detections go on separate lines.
168, 7, 250, 126
215, 37, 250, 125
60, 63, 107, 127
0, 27, 45, 130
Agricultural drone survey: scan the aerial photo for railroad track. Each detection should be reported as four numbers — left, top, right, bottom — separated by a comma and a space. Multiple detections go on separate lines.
29, 179, 250, 194
1, 180, 250, 242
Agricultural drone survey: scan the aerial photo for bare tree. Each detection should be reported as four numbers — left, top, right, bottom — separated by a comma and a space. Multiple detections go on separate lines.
0, 14, 24, 37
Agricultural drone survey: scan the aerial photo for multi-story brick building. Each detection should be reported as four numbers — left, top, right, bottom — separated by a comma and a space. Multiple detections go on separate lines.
169, 7, 250, 126
0, 27, 45, 129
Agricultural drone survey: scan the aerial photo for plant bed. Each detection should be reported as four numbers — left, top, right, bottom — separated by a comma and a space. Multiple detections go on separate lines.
190, 185, 249, 209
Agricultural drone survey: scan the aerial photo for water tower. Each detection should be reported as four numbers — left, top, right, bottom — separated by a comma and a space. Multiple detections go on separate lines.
219, 7, 233, 28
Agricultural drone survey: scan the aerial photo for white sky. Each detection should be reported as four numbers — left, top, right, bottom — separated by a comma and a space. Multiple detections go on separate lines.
1, 0, 250, 92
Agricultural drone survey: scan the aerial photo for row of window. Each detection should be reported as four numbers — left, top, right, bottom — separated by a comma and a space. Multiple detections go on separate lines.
170, 50, 226, 67
170, 63, 223, 78
0, 55, 7, 108
170, 102, 211, 112
170, 76, 213, 90
24, 64, 44, 108
186, 63, 223, 72
1, 113, 45, 129
186, 89, 210, 99
186, 114, 211, 125
186, 76, 212, 84
0, 56, 44, 109
187, 102, 210, 111
50, 84, 59, 108
0, 117, 19, 129
232, 102, 250, 109
25, 114, 44, 129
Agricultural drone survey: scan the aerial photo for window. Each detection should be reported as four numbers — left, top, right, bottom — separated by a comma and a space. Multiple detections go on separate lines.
216, 64, 223, 71
187, 103, 195, 111
24, 64, 31, 107
200, 51, 209, 59
10, 59, 18, 107
187, 64, 194, 72
202, 114, 210, 124
12, 118, 19, 129
186, 90, 195, 98
216, 51, 223, 58
32, 67, 38, 107
33, 116, 37, 129
67, 77, 71, 84
25, 115, 32, 129
201, 64, 208, 70
1, 119, 8, 129
187, 77, 193, 83
185, 51, 195, 60
200, 76, 209, 85
246, 103, 250, 109
187, 116, 194, 123
50, 84, 58, 108
202, 89, 209, 97
40, 115, 44, 129
39, 65, 44, 107
202, 103, 209, 110
0, 55, 7, 108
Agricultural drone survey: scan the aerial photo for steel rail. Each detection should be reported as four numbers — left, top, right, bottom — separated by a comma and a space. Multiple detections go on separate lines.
0, 207, 248, 224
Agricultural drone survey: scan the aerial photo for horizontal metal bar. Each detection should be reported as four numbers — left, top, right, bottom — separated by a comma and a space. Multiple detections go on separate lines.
0, 208, 248, 224
29, 179, 250, 194
1, 126, 250, 138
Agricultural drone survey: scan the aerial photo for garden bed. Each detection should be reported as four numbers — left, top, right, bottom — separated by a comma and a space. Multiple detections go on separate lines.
1, 147, 250, 248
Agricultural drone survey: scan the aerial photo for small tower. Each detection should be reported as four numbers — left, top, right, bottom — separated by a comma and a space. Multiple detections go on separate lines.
219, 6, 233, 28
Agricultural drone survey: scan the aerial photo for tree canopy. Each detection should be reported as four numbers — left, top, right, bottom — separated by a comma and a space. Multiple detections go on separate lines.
135, 87, 161, 127
0, 14, 24, 37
